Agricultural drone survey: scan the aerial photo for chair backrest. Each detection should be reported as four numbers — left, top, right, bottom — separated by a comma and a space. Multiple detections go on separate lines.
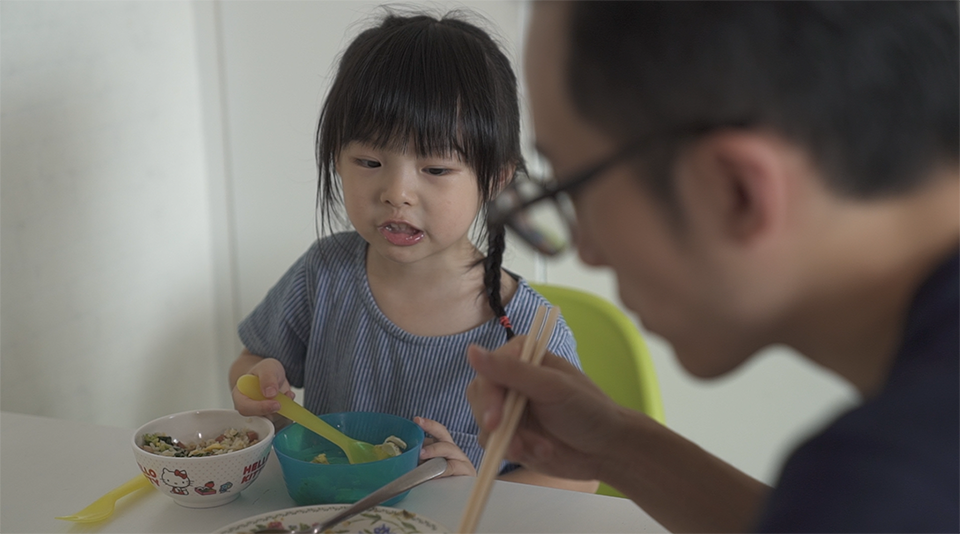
530, 283, 665, 498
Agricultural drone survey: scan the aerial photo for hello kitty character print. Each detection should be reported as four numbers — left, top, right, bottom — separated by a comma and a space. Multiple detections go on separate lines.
160, 467, 191, 495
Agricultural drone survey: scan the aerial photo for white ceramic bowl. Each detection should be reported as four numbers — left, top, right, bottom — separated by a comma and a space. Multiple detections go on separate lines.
132, 409, 274, 508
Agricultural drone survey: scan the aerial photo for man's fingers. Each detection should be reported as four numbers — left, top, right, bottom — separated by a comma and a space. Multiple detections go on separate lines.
466, 345, 507, 432
537, 350, 583, 374
468, 344, 572, 404
466, 341, 586, 443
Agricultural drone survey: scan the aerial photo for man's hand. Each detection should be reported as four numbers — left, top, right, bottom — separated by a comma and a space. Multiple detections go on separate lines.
466, 338, 628, 482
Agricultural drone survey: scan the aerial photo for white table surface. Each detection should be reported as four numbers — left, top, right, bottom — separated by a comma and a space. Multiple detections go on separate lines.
0, 411, 665, 533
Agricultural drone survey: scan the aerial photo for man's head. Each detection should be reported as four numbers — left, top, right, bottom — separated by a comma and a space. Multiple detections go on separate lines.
524, 2, 959, 379
565, 1, 958, 203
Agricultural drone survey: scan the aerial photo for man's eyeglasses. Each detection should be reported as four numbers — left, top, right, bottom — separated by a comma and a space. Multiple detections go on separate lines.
487, 145, 640, 256
488, 123, 739, 255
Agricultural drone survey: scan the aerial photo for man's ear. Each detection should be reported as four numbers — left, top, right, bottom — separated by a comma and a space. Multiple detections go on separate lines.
678, 131, 791, 248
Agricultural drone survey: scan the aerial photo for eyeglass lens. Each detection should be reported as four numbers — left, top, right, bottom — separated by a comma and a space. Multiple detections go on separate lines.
502, 182, 576, 256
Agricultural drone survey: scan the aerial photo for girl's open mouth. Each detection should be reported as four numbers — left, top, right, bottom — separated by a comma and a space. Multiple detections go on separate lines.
378, 222, 425, 246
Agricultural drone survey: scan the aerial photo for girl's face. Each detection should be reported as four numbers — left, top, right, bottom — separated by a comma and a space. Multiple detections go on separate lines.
337, 141, 483, 267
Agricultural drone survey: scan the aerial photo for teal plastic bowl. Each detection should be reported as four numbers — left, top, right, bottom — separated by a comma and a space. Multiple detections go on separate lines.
273, 412, 424, 506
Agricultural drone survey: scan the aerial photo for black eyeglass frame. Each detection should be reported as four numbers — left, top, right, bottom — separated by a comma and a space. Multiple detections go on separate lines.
487, 144, 641, 229
486, 122, 747, 255
485, 144, 643, 256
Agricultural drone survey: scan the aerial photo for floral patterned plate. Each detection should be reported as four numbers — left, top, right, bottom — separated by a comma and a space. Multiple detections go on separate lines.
213, 504, 448, 534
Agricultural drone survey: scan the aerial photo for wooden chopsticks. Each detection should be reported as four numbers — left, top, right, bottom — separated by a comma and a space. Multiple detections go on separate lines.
457, 304, 561, 534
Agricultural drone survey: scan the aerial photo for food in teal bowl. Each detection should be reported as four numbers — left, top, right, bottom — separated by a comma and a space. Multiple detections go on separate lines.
273, 412, 424, 506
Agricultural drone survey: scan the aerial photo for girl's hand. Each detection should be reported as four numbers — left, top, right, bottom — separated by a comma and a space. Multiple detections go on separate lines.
230, 355, 295, 422
415, 416, 477, 477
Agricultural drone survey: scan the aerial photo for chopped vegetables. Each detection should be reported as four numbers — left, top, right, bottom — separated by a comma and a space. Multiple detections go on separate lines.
140, 428, 260, 457
375, 435, 407, 458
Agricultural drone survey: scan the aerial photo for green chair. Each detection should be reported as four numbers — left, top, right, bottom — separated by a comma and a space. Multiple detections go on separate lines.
530, 283, 665, 498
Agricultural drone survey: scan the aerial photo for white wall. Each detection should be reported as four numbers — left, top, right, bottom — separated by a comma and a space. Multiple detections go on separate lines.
1, 1, 231, 427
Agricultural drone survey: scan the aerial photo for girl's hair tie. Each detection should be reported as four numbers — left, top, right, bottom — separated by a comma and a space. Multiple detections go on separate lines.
499, 315, 513, 330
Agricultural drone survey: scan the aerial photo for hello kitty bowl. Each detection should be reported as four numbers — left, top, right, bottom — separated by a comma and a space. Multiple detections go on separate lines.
131, 409, 274, 508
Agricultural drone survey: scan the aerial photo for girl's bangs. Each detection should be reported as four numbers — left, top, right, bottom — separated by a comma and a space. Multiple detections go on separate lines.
332, 24, 495, 164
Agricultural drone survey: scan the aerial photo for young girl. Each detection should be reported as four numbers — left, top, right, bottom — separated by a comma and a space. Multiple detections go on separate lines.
229, 11, 593, 492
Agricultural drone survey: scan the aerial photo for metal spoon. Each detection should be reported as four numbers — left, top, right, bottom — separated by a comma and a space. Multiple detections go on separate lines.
254, 457, 447, 534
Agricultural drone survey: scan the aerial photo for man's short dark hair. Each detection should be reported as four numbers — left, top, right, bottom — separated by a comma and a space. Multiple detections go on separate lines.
567, 1, 959, 202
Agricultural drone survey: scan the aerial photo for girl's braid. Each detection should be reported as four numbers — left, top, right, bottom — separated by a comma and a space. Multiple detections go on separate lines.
484, 222, 515, 340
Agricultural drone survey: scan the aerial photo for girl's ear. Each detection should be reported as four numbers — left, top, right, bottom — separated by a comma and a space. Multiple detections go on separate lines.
492, 164, 517, 197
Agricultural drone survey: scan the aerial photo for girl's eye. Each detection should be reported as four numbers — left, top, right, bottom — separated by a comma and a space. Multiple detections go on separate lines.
355, 158, 380, 168
424, 167, 450, 176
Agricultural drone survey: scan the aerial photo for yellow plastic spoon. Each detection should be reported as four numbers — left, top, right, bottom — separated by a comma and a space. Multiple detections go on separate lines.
56, 474, 152, 523
236, 374, 390, 464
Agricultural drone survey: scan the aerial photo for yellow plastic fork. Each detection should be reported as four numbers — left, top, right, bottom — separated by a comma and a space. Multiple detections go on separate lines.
237, 374, 390, 464
56, 474, 153, 523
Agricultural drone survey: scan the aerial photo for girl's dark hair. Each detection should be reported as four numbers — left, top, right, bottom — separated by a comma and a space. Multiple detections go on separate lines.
316, 10, 522, 340
567, 1, 959, 205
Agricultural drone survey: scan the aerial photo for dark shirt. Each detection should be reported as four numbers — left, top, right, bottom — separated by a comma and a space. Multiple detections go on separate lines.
756, 251, 960, 533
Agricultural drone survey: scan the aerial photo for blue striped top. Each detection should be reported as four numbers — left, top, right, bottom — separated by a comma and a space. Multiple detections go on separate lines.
238, 232, 580, 470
